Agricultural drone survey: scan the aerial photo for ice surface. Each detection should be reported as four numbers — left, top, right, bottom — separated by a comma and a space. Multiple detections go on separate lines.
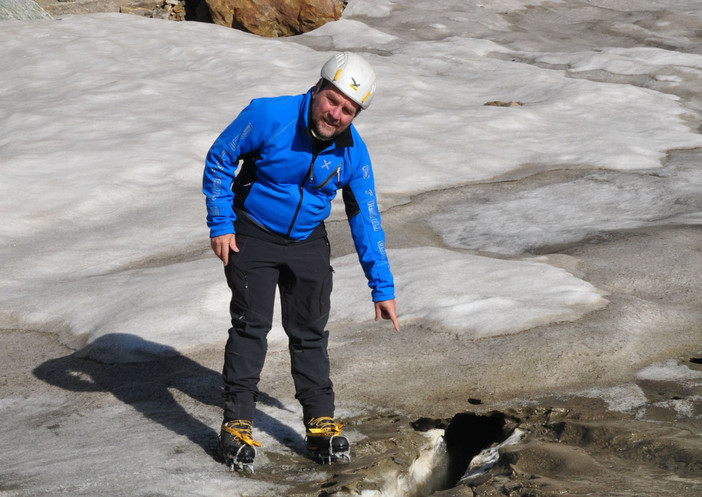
2, 10, 662, 356
0, 0, 52, 20
0, 3, 699, 356
428, 166, 702, 255
636, 360, 702, 382
333, 248, 606, 338
1, 1, 701, 495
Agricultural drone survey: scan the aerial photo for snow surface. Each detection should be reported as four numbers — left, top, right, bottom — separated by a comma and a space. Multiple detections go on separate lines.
0, 4, 698, 354
2, 1, 701, 360
0, 1, 699, 397
8, 2, 702, 360
12, 7, 696, 358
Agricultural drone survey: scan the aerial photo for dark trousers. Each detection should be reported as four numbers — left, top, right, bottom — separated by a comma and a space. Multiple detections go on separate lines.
222, 234, 335, 423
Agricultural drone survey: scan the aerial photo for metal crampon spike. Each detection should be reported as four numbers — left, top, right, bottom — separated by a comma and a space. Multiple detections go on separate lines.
226, 457, 255, 474
336, 450, 351, 463
314, 447, 351, 465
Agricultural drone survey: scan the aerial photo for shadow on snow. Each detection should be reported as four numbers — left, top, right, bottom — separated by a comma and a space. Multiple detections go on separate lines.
32, 333, 307, 462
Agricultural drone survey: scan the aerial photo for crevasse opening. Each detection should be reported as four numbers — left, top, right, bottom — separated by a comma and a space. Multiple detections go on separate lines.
357, 411, 515, 497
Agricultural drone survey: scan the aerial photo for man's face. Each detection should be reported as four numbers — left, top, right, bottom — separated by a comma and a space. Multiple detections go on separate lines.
309, 83, 360, 140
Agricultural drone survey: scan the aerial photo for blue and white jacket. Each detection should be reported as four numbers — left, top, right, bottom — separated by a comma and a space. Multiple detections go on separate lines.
203, 89, 395, 302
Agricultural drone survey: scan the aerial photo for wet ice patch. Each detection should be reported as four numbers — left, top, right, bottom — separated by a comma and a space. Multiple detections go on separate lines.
534, 46, 702, 78
659, 398, 700, 418
567, 361, 702, 418
636, 360, 702, 381
574, 384, 649, 413
459, 428, 526, 483
427, 168, 702, 255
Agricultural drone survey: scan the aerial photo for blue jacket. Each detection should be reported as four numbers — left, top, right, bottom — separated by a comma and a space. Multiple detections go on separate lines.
203, 89, 395, 302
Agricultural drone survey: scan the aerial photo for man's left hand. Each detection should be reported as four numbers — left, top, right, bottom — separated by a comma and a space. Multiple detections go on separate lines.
374, 299, 400, 332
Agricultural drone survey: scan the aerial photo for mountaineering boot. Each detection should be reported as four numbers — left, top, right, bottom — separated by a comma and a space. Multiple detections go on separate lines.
219, 419, 261, 473
305, 416, 351, 464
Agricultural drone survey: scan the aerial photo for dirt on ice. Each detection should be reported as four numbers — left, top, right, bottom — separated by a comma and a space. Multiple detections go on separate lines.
1, 222, 701, 497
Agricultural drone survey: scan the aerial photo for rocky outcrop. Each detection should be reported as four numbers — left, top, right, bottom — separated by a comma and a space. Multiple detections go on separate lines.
36, 0, 127, 17
24, 0, 344, 36
204, 0, 346, 37
120, 0, 211, 22
35, 0, 211, 21
0, 0, 53, 20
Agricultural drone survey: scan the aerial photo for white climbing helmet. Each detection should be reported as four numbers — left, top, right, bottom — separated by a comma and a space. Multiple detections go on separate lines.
320, 52, 377, 110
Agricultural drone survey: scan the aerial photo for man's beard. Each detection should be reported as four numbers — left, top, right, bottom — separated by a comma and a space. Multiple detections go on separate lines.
310, 116, 337, 141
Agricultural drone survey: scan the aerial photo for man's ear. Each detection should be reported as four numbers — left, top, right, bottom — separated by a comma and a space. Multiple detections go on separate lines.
312, 79, 324, 97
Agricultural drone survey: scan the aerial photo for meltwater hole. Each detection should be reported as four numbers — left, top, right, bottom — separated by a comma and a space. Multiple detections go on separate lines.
400, 411, 514, 497
441, 411, 511, 489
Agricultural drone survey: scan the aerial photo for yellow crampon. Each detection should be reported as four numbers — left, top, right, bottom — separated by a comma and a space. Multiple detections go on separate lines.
305, 416, 344, 438
221, 420, 262, 447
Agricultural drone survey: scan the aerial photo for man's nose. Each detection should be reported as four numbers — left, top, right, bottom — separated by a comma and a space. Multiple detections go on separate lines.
328, 105, 342, 121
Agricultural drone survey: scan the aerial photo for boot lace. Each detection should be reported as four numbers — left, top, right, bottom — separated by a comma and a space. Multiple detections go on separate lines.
306, 416, 344, 437
221, 419, 262, 447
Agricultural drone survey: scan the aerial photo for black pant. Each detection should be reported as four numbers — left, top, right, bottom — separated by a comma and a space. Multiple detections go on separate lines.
222, 234, 335, 422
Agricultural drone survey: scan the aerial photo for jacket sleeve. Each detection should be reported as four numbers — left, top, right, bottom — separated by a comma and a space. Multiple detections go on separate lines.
342, 148, 396, 302
202, 103, 260, 238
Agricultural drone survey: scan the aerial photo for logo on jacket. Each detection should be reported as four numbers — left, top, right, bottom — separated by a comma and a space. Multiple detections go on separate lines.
229, 123, 253, 154
367, 200, 377, 218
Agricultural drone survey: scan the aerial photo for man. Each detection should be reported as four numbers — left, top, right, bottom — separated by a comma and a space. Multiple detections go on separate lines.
202, 52, 399, 472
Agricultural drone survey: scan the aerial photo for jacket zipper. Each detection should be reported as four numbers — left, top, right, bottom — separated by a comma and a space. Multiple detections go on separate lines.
312, 167, 340, 190
286, 154, 317, 237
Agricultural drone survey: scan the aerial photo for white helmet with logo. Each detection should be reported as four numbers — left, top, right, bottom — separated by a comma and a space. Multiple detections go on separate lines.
320, 52, 377, 110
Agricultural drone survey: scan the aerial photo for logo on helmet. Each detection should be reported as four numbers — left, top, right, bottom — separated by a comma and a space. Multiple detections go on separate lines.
350, 77, 360, 91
